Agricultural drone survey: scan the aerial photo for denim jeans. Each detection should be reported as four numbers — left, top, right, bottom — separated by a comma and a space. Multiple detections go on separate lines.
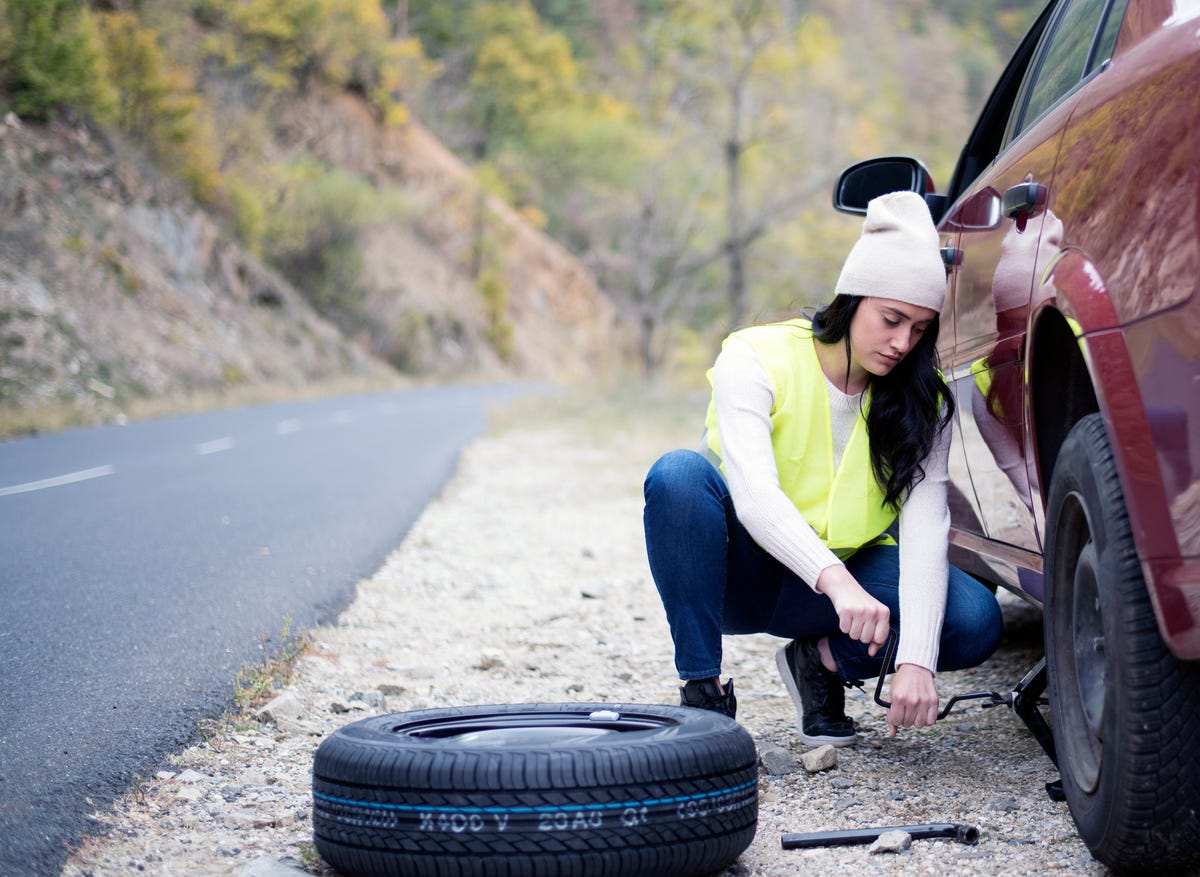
643, 449, 1003, 681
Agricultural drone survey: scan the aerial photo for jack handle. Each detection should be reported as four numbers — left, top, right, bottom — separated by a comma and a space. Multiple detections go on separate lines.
872, 629, 1008, 720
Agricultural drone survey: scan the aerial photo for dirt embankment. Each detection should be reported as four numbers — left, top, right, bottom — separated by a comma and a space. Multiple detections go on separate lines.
281, 94, 618, 382
0, 113, 391, 432
0, 94, 620, 436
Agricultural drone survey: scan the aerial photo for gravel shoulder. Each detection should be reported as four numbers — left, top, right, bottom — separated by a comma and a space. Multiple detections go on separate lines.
63, 387, 1109, 877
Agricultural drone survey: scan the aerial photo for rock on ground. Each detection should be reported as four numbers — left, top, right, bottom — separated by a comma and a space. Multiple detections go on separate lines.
63, 389, 1108, 877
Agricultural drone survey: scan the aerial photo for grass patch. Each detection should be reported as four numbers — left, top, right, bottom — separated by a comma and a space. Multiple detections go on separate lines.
232, 615, 310, 713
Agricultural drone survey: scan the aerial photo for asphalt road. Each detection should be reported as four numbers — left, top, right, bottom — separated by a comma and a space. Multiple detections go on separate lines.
0, 383, 533, 875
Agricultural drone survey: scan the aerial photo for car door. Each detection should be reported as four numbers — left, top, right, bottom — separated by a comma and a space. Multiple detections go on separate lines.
943, 0, 1126, 599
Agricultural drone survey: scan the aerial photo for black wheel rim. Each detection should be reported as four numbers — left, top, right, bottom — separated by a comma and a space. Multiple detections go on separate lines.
394, 709, 678, 747
1058, 490, 1105, 794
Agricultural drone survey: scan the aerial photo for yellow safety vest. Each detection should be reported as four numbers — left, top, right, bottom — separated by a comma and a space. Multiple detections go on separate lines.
704, 317, 897, 557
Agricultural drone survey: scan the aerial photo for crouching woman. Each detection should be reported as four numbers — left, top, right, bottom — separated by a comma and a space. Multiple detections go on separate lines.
643, 191, 1003, 745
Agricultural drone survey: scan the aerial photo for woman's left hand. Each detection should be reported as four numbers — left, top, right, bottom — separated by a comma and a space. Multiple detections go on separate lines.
886, 664, 938, 736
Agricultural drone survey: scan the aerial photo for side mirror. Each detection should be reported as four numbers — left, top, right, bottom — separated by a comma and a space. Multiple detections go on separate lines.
833, 156, 936, 216
944, 187, 1003, 231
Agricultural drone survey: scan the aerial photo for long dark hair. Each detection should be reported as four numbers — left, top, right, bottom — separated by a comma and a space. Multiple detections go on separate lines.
812, 294, 954, 511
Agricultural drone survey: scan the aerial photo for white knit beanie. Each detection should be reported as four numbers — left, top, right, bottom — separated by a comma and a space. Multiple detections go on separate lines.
834, 191, 946, 314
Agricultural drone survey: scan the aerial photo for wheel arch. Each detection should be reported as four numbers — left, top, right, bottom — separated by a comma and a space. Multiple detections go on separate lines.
1028, 248, 1196, 656
1027, 305, 1097, 499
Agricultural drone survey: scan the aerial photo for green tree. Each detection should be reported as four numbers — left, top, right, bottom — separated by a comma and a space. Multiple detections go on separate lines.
403, 0, 476, 58
195, 0, 431, 124
465, 1, 580, 159
529, 0, 598, 58
0, 0, 112, 120
97, 11, 221, 202
629, 0, 844, 327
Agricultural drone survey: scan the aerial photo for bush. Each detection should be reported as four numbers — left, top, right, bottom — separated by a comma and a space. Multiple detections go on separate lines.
262, 158, 410, 332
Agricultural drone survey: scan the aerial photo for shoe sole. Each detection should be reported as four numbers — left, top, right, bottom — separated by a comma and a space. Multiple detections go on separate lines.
775, 644, 856, 748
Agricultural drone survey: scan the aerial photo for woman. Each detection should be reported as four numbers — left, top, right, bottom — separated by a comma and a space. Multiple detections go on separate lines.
643, 191, 1003, 746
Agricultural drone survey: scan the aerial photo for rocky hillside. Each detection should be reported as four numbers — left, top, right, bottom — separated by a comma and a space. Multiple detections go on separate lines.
0, 94, 619, 436
275, 93, 618, 380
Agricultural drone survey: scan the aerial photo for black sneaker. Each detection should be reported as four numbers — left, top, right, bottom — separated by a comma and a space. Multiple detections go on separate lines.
776, 639, 856, 747
680, 677, 737, 719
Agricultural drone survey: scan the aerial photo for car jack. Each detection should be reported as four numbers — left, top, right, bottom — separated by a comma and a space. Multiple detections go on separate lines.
872, 631, 1064, 800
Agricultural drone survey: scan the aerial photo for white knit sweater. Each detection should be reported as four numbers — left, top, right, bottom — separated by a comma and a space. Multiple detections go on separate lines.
710, 338, 950, 673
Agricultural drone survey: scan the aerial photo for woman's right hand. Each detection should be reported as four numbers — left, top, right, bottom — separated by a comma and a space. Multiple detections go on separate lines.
815, 565, 890, 656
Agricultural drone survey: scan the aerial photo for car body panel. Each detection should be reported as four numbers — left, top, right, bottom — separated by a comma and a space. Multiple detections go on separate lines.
941, 108, 1071, 566
1030, 6, 1200, 655
836, 0, 1200, 656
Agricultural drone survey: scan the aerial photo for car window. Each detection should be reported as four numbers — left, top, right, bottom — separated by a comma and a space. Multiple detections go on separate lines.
1087, 0, 1128, 74
1015, 0, 1111, 136
942, 3, 1059, 206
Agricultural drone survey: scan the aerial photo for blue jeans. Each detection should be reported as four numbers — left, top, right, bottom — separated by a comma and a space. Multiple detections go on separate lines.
643, 449, 1003, 681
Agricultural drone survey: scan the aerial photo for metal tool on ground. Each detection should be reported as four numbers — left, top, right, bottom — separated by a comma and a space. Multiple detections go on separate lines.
781, 823, 980, 849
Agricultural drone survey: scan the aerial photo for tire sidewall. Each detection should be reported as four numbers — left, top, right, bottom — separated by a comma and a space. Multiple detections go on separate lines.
316, 702, 746, 788
311, 702, 758, 877
1044, 414, 1173, 863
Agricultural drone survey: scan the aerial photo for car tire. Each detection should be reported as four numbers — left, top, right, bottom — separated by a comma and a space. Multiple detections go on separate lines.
311, 702, 759, 877
1044, 414, 1200, 871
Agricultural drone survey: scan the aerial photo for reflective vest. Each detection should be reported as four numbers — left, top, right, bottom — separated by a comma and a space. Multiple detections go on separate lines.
703, 317, 897, 557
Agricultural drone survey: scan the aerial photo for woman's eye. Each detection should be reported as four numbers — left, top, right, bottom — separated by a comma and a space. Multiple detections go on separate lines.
883, 317, 899, 327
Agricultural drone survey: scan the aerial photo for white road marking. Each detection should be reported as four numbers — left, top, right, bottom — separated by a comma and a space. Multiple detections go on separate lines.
0, 464, 116, 497
276, 419, 302, 435
196, 437, 235, 455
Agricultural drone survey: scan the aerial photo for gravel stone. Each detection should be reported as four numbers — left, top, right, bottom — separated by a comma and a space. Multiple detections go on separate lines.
758, 741, 797, 775
869, 829, 913, 854
257, 692, 303, 725
801, 743, 838, 773
62, 391, 1110, 877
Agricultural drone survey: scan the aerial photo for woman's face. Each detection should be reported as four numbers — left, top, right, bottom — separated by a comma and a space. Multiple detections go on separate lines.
849, 297, 938, 378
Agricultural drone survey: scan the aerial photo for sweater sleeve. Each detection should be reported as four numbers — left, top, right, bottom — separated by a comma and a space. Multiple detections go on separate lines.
894, 417, 953, 673
710, 339, 844, 588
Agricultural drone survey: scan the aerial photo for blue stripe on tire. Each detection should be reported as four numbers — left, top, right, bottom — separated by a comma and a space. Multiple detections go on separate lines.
313, 779, 757, 815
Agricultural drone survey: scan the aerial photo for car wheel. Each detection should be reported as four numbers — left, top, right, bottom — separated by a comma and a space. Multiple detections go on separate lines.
311, 702, 758, 877
1044, 414, 1200, 871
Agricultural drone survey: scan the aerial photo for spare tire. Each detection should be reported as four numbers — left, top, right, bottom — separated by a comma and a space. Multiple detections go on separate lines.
312, 702, 758, 877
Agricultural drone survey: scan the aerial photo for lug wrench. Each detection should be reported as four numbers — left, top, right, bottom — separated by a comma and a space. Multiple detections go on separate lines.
872, 628, 1058, 767
873, 629, 1009, 719
782, 822, 980, 849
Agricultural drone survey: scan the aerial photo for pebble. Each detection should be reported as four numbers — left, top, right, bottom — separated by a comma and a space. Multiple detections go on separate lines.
801, 744, 838, 773
869, 830, 913, 854
758, 741, 796, 775
257, 692, 302, 724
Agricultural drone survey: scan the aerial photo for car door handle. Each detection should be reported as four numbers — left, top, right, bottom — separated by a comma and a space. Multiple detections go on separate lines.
1002, 183, 1048, 227
941, 246, 963, 271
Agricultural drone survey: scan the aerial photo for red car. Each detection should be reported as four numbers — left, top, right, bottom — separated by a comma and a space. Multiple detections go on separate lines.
834, 0, 1200, 871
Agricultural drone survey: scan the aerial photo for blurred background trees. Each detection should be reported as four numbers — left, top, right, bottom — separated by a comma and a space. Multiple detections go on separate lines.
0, 0, 1043, 377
